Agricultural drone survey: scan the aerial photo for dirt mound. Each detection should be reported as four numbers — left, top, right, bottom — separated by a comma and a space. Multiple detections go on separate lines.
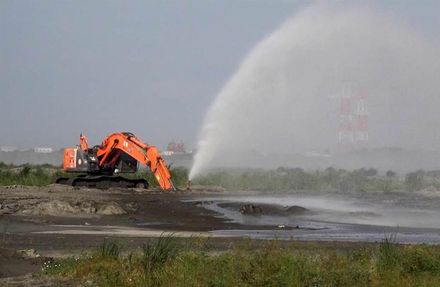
96, 201, 126, 215
285, 205, 309, 215
20, 200, 126, 217
219, 202, 310, 216
30, 200, 76, 216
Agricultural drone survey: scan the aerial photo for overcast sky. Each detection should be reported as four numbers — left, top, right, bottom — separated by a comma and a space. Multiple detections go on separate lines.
1, 1, 440, 149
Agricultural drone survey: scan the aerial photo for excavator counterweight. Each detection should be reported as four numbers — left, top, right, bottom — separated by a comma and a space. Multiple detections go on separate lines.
56, 132, 176, 190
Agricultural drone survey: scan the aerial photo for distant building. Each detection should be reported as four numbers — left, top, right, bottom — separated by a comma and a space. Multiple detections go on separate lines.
34, 147, 53, 153
0, 146, 17, 152
162, 151, 174, 156
166, 140, 186, 153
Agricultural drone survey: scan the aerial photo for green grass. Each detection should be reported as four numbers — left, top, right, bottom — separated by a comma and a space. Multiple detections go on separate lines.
0, 163, 189, 189
141, 233, 179, 273
96, 240, 121, 259
192, 167, 440, 192
0, 164, 61, 186
3, 162, 440, 193
41, 236, 440, 287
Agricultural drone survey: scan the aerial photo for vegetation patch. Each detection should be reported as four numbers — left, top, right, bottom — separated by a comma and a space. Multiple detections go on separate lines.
0, 164, 59, 186
3, 163, 440, 193
41, 236, 440, 287
193, 167, 440, 192
0, 163, 189, 189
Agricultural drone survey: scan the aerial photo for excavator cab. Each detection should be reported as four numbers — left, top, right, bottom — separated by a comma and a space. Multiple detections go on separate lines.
63, 147, 99, 173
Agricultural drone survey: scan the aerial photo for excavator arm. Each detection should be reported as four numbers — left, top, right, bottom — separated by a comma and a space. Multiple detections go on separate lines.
94, 132, 176, 190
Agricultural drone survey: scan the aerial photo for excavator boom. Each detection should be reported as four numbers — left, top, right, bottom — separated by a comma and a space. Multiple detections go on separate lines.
58, 132, 176, 190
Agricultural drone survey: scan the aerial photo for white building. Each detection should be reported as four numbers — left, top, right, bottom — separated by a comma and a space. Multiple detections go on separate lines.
34, 147, 53, 153
0, 146, 17, 152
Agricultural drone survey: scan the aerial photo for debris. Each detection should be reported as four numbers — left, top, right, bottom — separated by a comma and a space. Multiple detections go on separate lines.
18, 249, 41, 258
186, 180, 192, 191
124, 202, 139, 213
77, 201, 97, 214
240, 204, 263, 214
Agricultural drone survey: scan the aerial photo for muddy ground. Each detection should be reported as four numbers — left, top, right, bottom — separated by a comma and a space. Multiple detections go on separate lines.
0, 184, 303, 284
2, 185, 440, 285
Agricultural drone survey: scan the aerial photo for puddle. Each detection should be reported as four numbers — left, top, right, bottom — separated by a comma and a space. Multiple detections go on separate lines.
191, 192, 440, 244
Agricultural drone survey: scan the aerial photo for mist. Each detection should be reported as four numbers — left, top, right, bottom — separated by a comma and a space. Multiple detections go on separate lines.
190, 2, 440, 179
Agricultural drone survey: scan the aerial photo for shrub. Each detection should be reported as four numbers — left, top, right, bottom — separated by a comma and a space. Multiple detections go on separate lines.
170, 166, 188, 188
19, 165, 31, 177
401, 246, 440, 273
405, 170, 425, 191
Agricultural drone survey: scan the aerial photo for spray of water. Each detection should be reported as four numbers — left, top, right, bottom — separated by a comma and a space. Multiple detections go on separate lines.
190, 3, 440, 179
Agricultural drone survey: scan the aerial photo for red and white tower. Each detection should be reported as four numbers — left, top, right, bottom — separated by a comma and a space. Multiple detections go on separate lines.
353, 87, 368, 142
334, 82, 369, 147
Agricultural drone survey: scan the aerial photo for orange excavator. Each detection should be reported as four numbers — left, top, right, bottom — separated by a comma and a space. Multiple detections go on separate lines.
55, 132, 176, 190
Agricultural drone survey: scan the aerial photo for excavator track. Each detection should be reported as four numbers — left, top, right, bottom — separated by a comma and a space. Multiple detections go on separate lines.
55, 175, 149, 189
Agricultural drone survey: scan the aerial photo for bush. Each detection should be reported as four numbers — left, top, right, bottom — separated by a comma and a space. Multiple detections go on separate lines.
386, 170, 396, 177
401, 246, 440, 273
0, 162, 9, 169
170, 167, 188, 188
19, 165, 31, 177
405, 170, 425, 191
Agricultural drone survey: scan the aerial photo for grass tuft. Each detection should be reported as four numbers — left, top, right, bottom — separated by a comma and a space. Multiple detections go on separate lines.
96, 240, 121, 259
141, 234, 179, 273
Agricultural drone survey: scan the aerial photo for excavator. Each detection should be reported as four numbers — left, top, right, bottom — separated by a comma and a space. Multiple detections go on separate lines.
55, 132, 176, 190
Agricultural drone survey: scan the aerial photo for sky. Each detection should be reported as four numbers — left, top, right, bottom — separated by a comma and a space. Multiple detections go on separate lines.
1, 0, 440, 150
